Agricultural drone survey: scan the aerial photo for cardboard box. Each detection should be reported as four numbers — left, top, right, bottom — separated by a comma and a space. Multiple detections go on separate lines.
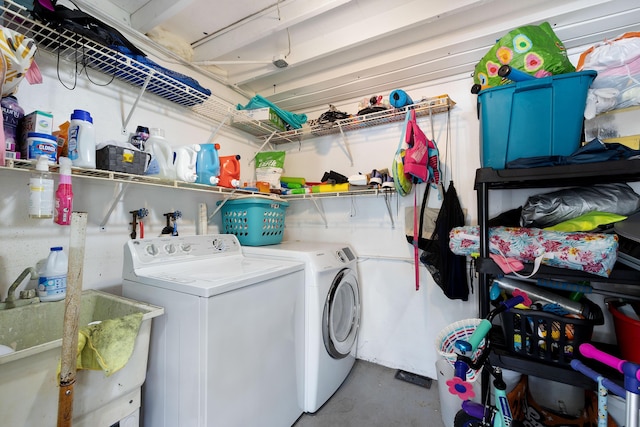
20, 110, 53, 158
584, 106, 640, 142
478, 71, 596, 169
233, 107, 286, 132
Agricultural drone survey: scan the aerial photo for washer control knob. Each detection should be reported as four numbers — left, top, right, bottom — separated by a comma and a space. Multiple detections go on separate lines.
164, 243, 176, 254
212, 238, 225, 251
145, 244, 159, 256
180, 243, 192, 253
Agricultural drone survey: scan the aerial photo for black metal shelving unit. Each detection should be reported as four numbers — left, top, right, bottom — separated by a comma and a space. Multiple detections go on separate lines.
474, 159, 640, 389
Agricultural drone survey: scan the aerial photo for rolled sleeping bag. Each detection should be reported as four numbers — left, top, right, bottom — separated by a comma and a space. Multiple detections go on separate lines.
389, 89, 413, 108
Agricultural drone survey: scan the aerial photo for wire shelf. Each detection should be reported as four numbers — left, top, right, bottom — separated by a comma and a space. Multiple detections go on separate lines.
264, 95, 456, 144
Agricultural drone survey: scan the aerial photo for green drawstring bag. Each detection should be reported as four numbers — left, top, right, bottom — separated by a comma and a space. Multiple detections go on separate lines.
473, 22, 575, 91
544, 211, 627, 233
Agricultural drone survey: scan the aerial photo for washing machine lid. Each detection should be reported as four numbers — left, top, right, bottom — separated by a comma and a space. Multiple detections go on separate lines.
123, 234, 303, 297
131, 257, 302, 297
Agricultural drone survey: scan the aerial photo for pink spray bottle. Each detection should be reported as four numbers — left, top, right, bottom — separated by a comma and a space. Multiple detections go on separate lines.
54, 157, 73, 225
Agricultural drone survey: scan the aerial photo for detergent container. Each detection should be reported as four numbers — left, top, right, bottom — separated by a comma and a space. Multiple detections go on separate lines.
67, 109, 96, 168
144, 128, 176, 180
218, 155, 241, 188
38, 246, 68, 302
1, 95, 24, 154
195, 143, 220, 185
175, 144, 200, 183
29, 156, 54, 219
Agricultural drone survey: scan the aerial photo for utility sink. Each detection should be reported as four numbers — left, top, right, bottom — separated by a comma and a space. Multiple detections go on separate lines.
0, 289, 164, 427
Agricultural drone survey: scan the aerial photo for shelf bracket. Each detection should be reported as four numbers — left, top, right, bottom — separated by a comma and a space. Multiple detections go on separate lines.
100, 181, 131, 230
207, 114, 230, 143
336, 122, 354, 166
382, 190, 395, 229
121, 71, 155, 134
208, 189, 239, 221
249, 130, 276, 165
308, 196, 328, 228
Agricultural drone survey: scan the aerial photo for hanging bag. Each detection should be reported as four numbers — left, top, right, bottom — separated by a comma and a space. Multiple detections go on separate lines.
392, 110, 413, 196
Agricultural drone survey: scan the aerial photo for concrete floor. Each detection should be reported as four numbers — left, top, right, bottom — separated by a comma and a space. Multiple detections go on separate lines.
293, 360, 447, 427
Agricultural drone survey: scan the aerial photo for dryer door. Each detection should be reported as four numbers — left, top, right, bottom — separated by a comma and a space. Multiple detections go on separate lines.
322, 268, 360, 359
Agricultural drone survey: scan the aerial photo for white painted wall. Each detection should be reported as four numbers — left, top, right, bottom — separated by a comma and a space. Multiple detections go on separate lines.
1, 40, 617, 383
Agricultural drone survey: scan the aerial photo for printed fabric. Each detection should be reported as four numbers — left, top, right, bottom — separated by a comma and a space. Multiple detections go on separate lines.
449, 226, 618, 278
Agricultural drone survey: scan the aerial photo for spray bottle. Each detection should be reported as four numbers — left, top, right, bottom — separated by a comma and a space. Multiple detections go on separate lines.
54, 157, 73, 225
29, 156, 54, 219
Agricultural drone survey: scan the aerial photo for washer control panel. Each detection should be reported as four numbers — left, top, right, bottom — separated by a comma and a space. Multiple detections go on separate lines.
127, 234, 241, 265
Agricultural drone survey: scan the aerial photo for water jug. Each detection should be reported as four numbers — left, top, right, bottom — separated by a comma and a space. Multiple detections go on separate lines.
145, 128, 176, 180
175, 144, 200, 183
218, 155, 241, 188
38, 246, 68, 302
195, 143, 220, 185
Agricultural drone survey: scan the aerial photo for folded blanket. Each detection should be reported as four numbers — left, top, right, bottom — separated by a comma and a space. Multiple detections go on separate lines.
237, 94, 307, 129
76, 312, 143, 376
449, 226, 618, 277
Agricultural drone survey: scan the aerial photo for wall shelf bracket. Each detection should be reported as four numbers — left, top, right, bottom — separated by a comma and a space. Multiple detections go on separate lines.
100, 181, 131, 230
121, 72, 154, 134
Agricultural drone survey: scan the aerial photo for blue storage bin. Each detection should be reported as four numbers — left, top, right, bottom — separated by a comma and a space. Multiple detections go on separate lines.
478, 70, 597, 169
218, 197, 288, 246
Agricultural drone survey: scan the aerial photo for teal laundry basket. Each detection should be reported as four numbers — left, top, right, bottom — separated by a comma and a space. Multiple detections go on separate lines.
218, 197, 288, 246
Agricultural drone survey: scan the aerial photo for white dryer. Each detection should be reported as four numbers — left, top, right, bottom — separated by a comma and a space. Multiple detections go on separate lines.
122, 234, 305, 427
243, 241, 361, 413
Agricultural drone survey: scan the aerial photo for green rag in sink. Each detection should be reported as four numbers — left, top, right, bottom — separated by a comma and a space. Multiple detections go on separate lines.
76, 312, 144, 376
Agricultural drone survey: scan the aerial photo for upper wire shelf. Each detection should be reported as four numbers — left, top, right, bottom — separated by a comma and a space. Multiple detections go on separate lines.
0, 0, 285, 137
262, 95, 456, 144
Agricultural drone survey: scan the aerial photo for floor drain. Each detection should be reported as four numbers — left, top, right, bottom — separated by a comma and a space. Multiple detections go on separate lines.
395, 369, 433, 389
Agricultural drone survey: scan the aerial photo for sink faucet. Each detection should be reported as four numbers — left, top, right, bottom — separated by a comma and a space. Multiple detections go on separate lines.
5, 267, 39, 308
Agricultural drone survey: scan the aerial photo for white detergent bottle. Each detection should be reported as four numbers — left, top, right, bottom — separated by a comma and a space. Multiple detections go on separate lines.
145, 128, 176, 180
175, 144, 201, 182
38, 246, 68, 302
68, 109, 96, 169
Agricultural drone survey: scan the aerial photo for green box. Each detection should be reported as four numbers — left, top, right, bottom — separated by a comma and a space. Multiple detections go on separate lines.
234, 107, 286, 131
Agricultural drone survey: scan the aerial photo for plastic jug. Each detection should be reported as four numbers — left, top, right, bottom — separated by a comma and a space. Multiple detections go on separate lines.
195, 143, 220, 185
145, 128, 176, 180
38, 246, 68, 302
68, 109, 96, 168
218, 155, 241, 188
175, 144, 201, 183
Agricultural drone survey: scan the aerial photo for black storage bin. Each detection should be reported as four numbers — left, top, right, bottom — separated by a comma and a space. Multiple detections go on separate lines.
500, 297, 604, 366
96, 145, 148, 175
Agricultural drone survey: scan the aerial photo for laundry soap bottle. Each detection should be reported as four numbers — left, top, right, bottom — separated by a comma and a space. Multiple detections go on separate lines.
54, 157, 73, 225
38, 246, 68, 302
68, 109, 96, 168
145, 128, 176, 180
196, 143, 220, 185
175, 144, 200, 182
29, 156, 54, 219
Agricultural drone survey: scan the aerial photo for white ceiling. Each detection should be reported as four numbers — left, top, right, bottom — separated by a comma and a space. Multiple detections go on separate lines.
82, 0, 640, 112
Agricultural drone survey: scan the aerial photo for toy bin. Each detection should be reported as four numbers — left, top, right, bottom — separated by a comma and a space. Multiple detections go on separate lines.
607, 299, 640, 364
500, 296, 603, 366
478, 70, 597, 169
218, 197, 288, 246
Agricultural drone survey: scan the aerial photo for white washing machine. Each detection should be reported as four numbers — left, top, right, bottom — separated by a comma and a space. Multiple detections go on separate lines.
243, 241, 361, 413
122, 234, 305, 427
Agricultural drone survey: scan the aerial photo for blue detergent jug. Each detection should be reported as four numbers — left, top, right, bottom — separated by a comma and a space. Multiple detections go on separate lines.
196, 143, 221, 185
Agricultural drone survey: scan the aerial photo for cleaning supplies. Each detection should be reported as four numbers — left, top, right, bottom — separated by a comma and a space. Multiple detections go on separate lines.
145, 128, 176, 180
218, 155, 241, 188
54, 157, 73, 226
175, 144, 200, 183
1, 95, 24, 158
29, 155, 54, 219
38, 246, 68, 302
195, 143, 220, 185
68, 109, 96, 168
